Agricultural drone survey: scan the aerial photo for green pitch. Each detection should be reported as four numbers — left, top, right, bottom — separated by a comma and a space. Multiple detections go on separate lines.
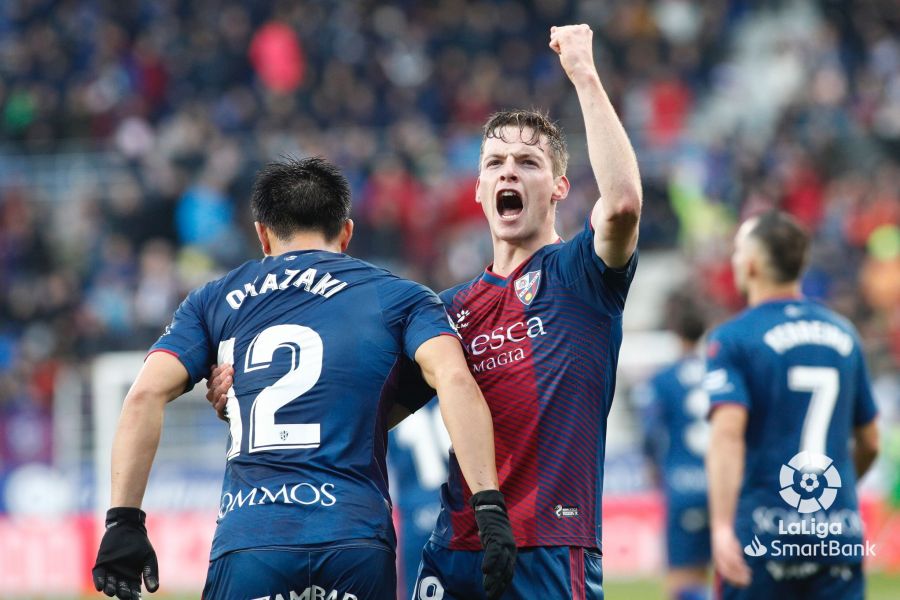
65, 571, 900, 599
601, 572, 900, 599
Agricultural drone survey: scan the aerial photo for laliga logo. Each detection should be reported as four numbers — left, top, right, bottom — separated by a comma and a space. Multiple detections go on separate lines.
779, 451, 842, 514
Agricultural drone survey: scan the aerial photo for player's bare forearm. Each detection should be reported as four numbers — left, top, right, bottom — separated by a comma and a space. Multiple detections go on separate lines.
579, 73, 642, 266
853, 420, 879, 480
577, 75, 642, 220
707, 435, 744, 532
550, 25, 641, 267
706, 405, 748, 532
415, 336, 499, 493
110, 391, 165, 508
707, 405, 752, 586
110, 352, 190, 508
436, 371, 499, 493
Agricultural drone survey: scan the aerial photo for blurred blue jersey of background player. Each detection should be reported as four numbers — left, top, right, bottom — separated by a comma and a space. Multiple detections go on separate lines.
634, 289, 713, 600
706, 211, 880, 600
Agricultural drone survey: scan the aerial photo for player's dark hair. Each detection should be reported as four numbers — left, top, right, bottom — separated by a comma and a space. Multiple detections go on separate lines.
251, 156, 351, 241
481, 110, 568, 177
665, 289, 708, 343
748, 210, 810, 283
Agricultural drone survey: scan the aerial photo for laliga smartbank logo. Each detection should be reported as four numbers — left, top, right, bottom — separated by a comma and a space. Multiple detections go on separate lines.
742, 451, 876, 559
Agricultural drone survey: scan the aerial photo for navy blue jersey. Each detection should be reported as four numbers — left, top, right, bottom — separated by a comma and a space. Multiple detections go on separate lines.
150, 250, 455, 559
635, 354, 711, 568
636, 354, 709, 504
705, 298, 877, 562
428, 220, 637, 550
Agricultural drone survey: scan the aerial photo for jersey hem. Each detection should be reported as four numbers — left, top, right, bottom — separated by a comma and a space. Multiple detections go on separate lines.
211, 537, 394, 561
855, 412, 878, 427
147, 343, 206, 384
428, 533, 600, 551
146, 347, 180, 361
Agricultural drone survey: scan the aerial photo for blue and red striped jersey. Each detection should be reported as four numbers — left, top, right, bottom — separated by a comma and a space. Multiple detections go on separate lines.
430, 221, 638, 550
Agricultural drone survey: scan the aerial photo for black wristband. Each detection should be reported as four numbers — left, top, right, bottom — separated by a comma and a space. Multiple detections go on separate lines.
470, 489, 507, 511
105, 507, 147, 527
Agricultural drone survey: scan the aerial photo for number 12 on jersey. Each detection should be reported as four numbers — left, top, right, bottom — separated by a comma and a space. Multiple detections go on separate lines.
218, 324, 324, 459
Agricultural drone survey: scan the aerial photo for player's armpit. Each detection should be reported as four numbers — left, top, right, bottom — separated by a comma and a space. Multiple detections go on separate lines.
853, 419, 879, 479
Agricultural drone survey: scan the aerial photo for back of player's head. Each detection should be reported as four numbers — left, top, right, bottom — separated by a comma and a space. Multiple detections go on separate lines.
747, 210, 809, 283
251, 157, 351, 241
665, 289, 708, 343
481, 109, 569, 177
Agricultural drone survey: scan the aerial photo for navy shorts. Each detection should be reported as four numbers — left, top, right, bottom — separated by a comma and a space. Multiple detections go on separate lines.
203, 542, 396, 600
718, 561, 863, 600
413, 541, 603, 600
665, 503, 711, 568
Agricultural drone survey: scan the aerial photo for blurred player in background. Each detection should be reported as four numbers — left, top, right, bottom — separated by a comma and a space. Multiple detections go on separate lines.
388, 399, 451, 599
634, 290, 712, 600
91, 157, 515, 600
706, 211, 880, 600
208, 23, 641, 599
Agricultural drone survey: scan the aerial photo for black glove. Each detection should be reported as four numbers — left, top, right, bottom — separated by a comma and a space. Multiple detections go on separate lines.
470, 490, 517, 599
92, 507, 159, 599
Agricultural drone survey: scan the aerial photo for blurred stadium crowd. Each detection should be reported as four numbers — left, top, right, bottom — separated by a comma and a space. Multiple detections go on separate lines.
0, 0, 897, 486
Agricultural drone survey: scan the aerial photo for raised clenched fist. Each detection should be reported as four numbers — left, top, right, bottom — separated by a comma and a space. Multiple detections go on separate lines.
549, 24, 597, 83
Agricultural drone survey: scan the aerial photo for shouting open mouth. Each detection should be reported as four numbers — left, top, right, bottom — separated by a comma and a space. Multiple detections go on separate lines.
496, 189, 524, 220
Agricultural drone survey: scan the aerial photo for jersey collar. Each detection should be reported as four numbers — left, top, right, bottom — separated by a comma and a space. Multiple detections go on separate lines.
757, 294, 804, 307
480, 236, 564, 287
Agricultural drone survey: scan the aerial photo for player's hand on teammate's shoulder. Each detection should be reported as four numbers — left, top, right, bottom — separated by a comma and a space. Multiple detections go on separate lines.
711, 525, 751, 588
470, 489, 517, 599
549, 24, 598, 83
92, 507, 159, 599
206, 363, 234, 421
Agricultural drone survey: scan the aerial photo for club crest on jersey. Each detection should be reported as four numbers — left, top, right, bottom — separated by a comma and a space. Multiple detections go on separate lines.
514, 270, 541, 305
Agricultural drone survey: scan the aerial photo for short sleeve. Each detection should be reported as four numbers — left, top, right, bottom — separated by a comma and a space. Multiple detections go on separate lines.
377, 278, 458, 361
150, 286, 214, 387
853, 348, 878, 426
704, 327, 751, 416
551, 219, 638, 315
